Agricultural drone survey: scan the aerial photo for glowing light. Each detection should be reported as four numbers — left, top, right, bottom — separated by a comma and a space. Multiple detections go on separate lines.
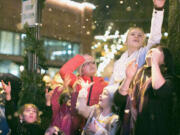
68, 45, 72, 49
164, 32, 168, 37
20, 65, 24, 72
126, 6, 132, 12
68, 50, 72, 54
146, 33, 150, 37
120, 1, 123, 4
41, 69, 46, 74
91, 24, 138, 75
117, 44, 123, 50
86, 31, 90, 35
106, 5, 109, 8
48, 8, 52, 12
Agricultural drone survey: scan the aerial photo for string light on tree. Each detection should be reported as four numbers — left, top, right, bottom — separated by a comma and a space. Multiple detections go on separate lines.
120, 1, 124, 4
92, 25, 125, 76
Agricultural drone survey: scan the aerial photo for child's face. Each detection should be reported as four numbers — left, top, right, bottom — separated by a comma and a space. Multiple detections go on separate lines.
126, 28, 145, 49
99, 90, 111, 108
22, 106, 37, 123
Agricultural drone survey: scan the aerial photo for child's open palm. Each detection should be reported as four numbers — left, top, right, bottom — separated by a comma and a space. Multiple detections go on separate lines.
1, 80, 11, 95
153, 0, 166, 9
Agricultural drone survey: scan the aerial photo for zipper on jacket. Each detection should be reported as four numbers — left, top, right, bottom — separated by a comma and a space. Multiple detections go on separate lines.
87, 76, 93, 106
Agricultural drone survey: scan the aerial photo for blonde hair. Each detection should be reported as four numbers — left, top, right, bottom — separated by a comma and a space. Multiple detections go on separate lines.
18, 104, 41, 124
125, 27, 146, 47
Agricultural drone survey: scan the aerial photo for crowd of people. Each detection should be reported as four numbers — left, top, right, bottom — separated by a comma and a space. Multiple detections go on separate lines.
0, 0, 179, 134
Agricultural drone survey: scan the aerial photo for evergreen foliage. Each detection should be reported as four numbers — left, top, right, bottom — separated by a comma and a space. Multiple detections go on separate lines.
18, 26, 46, 108
18, 26, 51, 131
18, 0, 50, 130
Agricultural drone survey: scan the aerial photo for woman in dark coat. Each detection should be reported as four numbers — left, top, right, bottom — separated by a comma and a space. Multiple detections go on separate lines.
114, 45, 174, 135
2, 80, 52, 135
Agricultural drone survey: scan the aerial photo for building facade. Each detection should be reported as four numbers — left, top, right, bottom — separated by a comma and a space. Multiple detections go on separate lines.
0, 0, 94, 77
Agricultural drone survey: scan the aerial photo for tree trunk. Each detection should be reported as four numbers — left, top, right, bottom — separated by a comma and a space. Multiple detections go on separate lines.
168, 0, 180, 75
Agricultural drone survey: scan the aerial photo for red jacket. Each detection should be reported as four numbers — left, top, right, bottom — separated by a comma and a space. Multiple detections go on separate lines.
60, 54, 108, 106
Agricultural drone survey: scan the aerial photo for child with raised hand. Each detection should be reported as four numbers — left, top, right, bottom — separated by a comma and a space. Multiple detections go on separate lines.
2, 80, 52, 135
59, 54, 108, 133
109, 0, 166, 87
76, 80, 119, 135
49, 75, 84, 135
60, 54, 108, 106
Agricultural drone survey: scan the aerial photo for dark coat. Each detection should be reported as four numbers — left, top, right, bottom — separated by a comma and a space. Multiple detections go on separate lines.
114, 67, 174, 135
5, 100, 44, 135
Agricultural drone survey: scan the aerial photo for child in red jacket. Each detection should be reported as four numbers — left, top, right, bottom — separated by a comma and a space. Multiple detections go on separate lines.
60, 54, 108, 106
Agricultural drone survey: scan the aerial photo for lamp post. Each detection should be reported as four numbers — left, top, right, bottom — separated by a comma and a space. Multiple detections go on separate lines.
22, 0, 44, 72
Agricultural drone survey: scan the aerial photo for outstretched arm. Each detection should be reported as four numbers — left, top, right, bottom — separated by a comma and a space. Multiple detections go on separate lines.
45, 88, 54, 106
2, 80, 18, 130
147, 0, 165, 48
151, 49, 166, 89
76, 79, 94, 118
151, 49, 173, 98
51, 86, 63, 122
137, 0, 165, 68
59, 54, 85, 87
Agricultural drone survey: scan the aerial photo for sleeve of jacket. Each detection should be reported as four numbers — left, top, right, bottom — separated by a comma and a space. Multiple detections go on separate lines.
137, 9, 164, 68
147, 9, 164, 48
59, 54, 85, 87
5, 100, 18, 130
51, 86, 63, 122
76, 88, 94, 118
154, 76, 173, 98
113, 90, 128, 114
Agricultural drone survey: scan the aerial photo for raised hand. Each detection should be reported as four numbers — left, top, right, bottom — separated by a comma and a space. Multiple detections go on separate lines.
45, 88, 54, 106
1, 80, 11, 100
78, 79, 94, 97
79, 79, 94, 89
126, 60, 138, 80
1, 80, 11, 95
151, 48, 164, 65
153, 0, 166, 9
